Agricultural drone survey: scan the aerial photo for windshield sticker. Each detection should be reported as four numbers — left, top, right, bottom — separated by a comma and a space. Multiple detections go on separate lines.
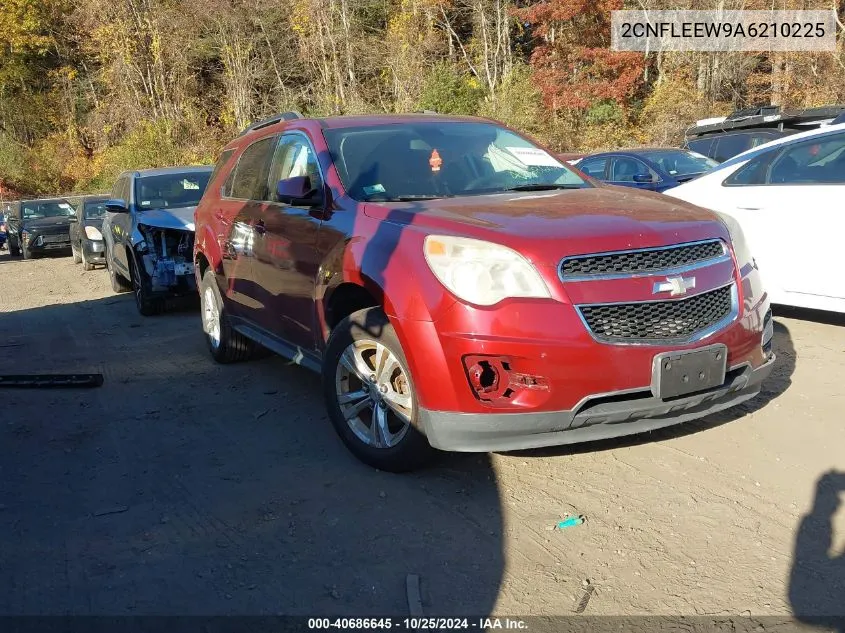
429, 149, 443, 172
182, 179, 200, 190
363, 184, 386, 195
505, 147, 561, 167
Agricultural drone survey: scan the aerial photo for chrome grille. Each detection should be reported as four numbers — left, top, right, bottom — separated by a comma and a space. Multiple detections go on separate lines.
561, 240, 726, 278
578, 285, 733, 343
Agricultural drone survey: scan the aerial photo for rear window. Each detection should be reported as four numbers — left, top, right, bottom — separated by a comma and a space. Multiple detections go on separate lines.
84, 201, 108, 219
135, 172, 212, 209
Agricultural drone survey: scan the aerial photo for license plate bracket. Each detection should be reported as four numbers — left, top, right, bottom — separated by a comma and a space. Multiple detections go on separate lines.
651, 344, 727, 400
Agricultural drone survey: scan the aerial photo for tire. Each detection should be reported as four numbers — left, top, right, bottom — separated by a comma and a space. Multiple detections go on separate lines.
199, 269, 255, 363
128, 254, 163, 316
81, 247, 94, 271
71, 243, 82, 264
106, 247, 131, 293
322, 307, 434, 472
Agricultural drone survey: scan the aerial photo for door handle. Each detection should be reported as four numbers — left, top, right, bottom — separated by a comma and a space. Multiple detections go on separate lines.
736, 207, 762, 211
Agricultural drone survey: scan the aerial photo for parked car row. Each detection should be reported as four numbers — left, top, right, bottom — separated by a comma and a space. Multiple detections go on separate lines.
17, 109, 839, 472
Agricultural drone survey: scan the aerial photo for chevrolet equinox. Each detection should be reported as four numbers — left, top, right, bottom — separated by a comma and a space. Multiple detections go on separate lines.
193, 113, 775, 472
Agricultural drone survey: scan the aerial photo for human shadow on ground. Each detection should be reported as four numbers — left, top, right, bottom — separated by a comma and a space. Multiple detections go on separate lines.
789, 470, 845, 632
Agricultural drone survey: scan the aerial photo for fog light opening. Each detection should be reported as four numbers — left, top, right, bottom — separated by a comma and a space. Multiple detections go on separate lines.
468, 361, 500, 395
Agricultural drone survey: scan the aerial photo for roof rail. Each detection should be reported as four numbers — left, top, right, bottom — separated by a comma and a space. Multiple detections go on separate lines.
238, 111, 304, 136
686, 104, 845, 138
413, 110, 438, 115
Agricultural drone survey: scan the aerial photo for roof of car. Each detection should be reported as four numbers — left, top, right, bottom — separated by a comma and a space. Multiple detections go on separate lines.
132, 165, 213, 178
584, 147, 694, 158
316, 113, 490, 129
20, 197, 73, 204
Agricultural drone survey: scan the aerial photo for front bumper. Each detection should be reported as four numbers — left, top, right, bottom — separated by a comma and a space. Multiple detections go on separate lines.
82, 238, 106, 264
23, 234, 71, 252
420, 353, 775, 451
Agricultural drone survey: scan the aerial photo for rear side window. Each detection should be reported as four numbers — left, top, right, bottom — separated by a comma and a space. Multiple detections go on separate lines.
713, 134, 753, 162
209, 149, 235, 192
578, 157, 607, 178
687, 138, 715, 159
229, 136, 278, 200
111, 177, 129, 204
609, 156, 654, 182
724, 131, 845, 186
769, 132, 845, 184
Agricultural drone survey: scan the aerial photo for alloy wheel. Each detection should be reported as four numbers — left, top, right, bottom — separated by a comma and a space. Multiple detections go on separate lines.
202, 286, 221, 350
334, 339, 413, 449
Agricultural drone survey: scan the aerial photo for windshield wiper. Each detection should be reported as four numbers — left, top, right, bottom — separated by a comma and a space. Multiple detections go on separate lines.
394, 195, 449, 201
504, 184, 583, 192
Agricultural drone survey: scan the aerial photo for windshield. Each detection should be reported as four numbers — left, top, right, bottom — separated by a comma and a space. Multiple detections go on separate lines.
323, 121, 589, 201
644, 150, 719, 177
84, 200, 108, 219
22, 201, 75, 219
135, 172, 212, 209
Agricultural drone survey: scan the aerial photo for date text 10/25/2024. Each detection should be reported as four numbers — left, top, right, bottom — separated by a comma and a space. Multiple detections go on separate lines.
308, 618, 529, 630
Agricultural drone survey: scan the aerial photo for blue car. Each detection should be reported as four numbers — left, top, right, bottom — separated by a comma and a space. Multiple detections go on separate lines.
574, 148, 719, 192
0, 209, 7, 250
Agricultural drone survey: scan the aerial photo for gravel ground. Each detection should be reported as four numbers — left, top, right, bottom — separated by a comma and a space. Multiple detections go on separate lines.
0, 250, 843, 623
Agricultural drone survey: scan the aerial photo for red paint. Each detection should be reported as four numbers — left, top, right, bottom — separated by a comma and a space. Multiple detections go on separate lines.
194, 114, 770, 420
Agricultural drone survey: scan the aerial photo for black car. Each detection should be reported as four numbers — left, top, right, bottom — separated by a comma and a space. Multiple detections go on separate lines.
69, 195, 110, 270
684, 105, 845, 162
5, 198, 76, 258
103, 166, 213, 315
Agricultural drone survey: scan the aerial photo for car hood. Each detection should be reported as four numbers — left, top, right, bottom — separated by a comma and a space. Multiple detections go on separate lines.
136, 206, 197, 231
363, 186, 730, 266
21, 217, 75, 231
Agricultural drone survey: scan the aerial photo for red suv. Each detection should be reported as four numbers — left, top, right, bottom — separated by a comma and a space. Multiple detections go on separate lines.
194, 113, 775, 472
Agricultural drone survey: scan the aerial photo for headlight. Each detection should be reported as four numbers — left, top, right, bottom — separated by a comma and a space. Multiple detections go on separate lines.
718, 212, 755, 273
423, 235, 551, 306
85, 226, 103, 240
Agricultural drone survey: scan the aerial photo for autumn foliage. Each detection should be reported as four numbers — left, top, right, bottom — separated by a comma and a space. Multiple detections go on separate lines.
0, 0, 844, 195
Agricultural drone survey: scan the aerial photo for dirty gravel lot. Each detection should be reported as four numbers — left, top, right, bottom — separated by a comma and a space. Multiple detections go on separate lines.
0, 251, 843, 622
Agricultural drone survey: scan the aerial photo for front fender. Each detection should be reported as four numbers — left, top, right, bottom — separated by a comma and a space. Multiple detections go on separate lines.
319, 223, 458, 324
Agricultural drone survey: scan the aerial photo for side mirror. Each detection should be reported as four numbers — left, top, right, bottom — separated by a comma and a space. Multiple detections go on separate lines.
633, 173, 656, 184
276, 176, 323, 207
105, 199, 128, 213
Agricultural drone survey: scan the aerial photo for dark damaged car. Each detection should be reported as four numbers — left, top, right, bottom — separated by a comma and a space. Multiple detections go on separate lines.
5, 198, 76, 258
103, 166, 213, 315
70, 195, 110, 270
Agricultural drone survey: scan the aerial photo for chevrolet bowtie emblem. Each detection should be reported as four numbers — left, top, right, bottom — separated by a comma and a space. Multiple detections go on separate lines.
653, 276, 696, 297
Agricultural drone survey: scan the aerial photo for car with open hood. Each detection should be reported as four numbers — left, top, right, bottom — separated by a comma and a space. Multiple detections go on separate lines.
193, 112, 775, 472
102, 166, 213, 315
69, 194, 110, 270
5, 198, 76, 258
